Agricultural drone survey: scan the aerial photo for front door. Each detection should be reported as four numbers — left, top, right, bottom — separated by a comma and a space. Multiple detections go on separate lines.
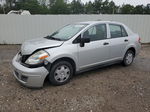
78, 24, 110, 69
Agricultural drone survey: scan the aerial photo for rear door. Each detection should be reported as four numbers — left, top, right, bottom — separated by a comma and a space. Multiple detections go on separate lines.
108, 24, 129, 60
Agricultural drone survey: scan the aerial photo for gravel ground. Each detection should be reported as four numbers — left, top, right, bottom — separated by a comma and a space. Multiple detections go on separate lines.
0, 45, 150, 112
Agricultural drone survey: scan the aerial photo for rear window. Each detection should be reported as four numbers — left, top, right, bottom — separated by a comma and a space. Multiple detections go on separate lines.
109, 24, 128, 38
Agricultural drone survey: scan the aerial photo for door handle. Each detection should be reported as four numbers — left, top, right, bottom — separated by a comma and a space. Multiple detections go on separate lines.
124, 39, 128, 42
103, 42, 109, 45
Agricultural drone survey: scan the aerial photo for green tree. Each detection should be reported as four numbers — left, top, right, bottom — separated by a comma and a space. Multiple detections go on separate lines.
70, 0, 84, 14
144, 4, 150, 14
133, 5, 144, 14
14, 0, 49, 14
93, 0, 103, 14
121, 4, 134, 14
50, 0, 69, 14
108, 1, 117, 14
0, 6, 3, 14
101, 0, 109, 14
84, 1, 95, 14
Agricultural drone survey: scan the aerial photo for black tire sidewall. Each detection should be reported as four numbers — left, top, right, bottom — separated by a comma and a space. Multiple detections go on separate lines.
123, 50, 134, 66
49, 61, 73, 86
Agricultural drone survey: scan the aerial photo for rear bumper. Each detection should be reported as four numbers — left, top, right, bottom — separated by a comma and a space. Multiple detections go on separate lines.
12, 54, 49, 88
135, 43, 141, 56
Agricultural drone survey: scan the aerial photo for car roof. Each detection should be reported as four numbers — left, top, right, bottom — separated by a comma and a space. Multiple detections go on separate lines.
78, 21, 124, 25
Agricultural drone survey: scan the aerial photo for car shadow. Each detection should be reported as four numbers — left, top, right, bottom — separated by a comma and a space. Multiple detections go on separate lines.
43, 62, 124, 88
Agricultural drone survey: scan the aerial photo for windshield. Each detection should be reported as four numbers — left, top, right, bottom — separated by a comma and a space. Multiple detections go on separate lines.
45, 24, 87, 41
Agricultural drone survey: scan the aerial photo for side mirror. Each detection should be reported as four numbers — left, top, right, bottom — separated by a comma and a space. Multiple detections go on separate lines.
80, 37, 90, 47
82, 37, 90, 43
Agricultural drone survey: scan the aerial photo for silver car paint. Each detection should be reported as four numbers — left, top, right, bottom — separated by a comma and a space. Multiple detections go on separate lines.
21, 38, 64, 55
12, 21, 141, 87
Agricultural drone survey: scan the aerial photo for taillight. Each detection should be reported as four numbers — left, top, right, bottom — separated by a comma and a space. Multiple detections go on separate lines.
138, 37, 141, 43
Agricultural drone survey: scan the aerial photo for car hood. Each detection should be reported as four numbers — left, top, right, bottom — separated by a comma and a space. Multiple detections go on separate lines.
21, 38, 64, 55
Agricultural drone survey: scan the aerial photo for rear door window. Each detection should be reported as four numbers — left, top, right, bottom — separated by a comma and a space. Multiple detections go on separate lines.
109, 24, 128, 38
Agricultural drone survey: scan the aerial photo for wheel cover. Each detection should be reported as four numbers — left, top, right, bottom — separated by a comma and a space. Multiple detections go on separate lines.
54, 65, 70, 82
125, 53, 133, 65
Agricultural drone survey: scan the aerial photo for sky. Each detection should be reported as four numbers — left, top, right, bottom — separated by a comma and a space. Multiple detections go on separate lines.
80, 0, 150, 6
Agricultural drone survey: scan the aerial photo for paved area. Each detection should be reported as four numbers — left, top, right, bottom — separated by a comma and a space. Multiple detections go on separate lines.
0, 45, 150, 112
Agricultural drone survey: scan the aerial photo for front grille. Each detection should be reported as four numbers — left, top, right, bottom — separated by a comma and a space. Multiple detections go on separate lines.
19, 52, 30, 63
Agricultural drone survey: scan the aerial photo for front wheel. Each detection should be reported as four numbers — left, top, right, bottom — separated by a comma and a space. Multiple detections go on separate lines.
49, 61, 73, 86
122, 50, 135, 66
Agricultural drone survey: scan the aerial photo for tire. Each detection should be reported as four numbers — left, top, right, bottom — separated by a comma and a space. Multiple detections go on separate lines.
49, 61, 73, 86
122, 50, 135, 66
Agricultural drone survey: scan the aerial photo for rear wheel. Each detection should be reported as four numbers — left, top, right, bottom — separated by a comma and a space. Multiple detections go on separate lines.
49, 61, 73, 86
122, 50, 135, 66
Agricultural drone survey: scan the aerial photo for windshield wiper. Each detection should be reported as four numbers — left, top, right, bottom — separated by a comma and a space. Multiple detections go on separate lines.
45, 36, 62, 41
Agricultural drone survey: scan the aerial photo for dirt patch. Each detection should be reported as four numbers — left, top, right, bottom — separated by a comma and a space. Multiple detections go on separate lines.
0, 45, 150, 112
